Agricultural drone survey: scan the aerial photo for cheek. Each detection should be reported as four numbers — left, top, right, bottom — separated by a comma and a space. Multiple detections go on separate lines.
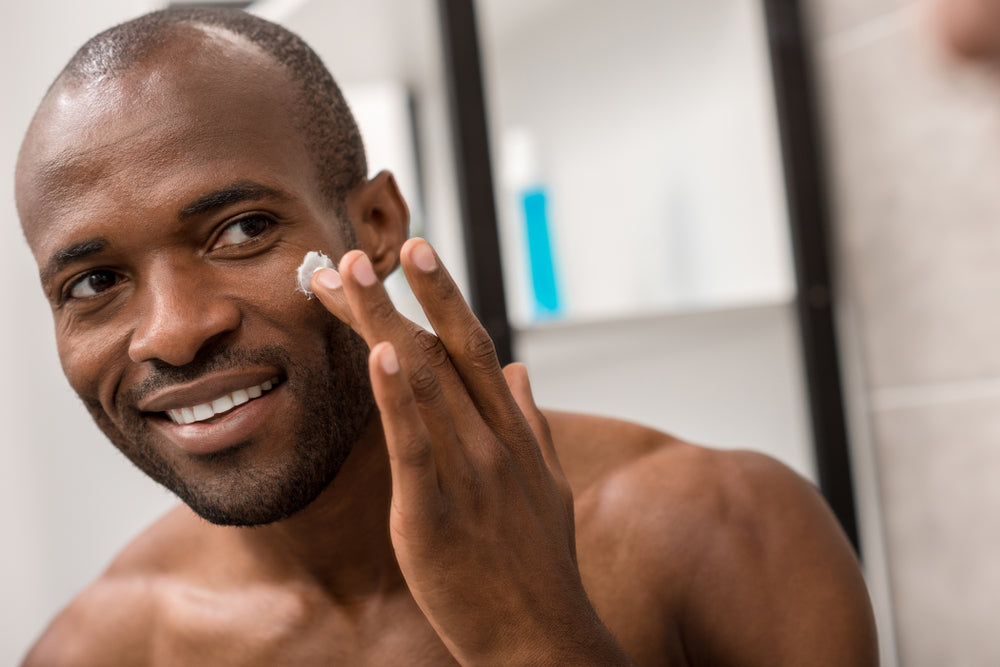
56, 321, 128, 407
253, 237, 350, 324
237, 250, 343, 344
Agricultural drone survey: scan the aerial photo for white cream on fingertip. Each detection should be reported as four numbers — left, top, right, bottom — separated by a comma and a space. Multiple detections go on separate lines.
296, 250, 335, 298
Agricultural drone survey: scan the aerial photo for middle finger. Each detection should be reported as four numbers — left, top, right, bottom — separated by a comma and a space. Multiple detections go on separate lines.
335, 250, 479, 438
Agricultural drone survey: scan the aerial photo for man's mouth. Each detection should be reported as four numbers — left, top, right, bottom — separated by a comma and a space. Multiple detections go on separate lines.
164, 376, 281, 425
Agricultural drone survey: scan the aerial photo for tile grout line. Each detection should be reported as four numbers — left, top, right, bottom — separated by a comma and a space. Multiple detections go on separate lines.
871, 376, 1000, 411
819, 3, 925, 60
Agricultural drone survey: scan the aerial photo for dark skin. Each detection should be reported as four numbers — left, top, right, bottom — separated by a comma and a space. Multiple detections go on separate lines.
17, 28, 879, 666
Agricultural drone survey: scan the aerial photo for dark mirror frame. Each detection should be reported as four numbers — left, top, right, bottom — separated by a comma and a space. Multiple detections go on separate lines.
762, 0, 859, 554
436, 0, 860, 554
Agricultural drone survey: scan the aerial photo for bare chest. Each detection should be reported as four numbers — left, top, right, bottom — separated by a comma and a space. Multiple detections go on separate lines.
148, 578, 684, 667
150, 584, 457, 667
146, 508, 688, 667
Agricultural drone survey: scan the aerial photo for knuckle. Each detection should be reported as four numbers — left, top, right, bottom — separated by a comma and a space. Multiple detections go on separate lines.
414, 329, 451, 369
462, 328, 498, 370
392, 435, 433, 469
407, 363, 443, 406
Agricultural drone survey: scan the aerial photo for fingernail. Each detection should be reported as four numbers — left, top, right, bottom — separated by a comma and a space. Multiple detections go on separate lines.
353, 254, 377, 287
314, 268, 342, 290
412, 241, 437, 272
380, 343, 400, 374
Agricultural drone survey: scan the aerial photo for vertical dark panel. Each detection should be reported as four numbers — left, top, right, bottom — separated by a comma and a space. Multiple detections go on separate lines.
762, 0, 860, 553
436, 0, 513, 367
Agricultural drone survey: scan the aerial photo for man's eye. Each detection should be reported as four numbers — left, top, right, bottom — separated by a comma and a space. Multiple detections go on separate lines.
214, 214, 272, 248
67, 270, 121, 299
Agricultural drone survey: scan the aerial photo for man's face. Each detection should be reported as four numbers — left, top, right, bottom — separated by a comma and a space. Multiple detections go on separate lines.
16, 32, 375, 525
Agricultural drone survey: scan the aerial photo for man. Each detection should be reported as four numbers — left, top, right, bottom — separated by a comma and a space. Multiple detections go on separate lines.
16, 7, 877, 665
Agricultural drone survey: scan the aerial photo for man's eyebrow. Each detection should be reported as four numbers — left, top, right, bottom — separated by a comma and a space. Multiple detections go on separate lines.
179, 180, 292, 220
38, 182, 291, 286
40, 238, 109, 285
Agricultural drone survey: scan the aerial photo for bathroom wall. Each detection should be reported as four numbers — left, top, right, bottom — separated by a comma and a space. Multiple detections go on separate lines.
0, 2, 177, 664
805, 1, 1000, 663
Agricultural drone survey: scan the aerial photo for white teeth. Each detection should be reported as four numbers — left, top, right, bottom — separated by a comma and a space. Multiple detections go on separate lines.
211, 395, 235, 414
164, 377, 280, 425
192, 404, 213, 421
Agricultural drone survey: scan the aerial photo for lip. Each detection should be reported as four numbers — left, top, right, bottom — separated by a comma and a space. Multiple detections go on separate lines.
148, 382, 285, 455
136, 369, 286, 456
138, 369, 284, 413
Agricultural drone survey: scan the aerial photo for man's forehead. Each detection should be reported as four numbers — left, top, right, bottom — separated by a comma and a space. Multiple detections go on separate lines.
65, 21, 279, 89
17, 28, 306, 247
21, 23, 294, 165
20, 113, 260, 241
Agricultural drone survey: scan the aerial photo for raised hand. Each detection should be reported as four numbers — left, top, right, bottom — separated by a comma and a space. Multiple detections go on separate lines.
311, 238, 630, 665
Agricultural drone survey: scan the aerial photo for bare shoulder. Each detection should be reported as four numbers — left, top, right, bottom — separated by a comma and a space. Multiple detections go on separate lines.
542, 409, 680, 492
22, 506, 200, 666
544, 409, 855, 566
23, 571, 155, 665
545, 410, 879, 666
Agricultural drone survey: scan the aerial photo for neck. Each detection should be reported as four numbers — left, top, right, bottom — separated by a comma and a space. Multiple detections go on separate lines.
226, 411, 404, 600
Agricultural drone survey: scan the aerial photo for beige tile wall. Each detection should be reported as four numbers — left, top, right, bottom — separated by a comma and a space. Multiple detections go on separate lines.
806, 0, 1000, 664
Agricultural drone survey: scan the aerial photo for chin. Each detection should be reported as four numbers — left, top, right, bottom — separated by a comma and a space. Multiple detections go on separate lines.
174, 441, 353, 527
86, 334, 375, 526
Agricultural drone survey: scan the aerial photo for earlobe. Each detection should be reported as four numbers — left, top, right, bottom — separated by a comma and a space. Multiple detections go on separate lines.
348, 171, 410, 279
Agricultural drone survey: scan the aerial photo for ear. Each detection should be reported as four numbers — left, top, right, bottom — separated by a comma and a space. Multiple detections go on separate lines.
345, 170, 410, 279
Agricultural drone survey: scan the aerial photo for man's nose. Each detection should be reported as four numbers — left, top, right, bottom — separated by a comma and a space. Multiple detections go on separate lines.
128, 266, 241, 367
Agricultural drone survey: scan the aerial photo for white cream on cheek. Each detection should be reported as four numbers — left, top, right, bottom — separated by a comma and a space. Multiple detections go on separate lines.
295, 250, 334, 298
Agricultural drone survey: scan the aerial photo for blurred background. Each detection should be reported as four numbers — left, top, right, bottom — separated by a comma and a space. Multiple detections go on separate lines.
3, 0, 997, 664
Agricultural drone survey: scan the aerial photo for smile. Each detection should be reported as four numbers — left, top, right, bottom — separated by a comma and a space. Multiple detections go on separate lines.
165, 377, 280, 425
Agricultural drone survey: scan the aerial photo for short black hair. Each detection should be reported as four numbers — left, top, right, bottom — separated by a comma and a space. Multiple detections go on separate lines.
58, 6, 367, 212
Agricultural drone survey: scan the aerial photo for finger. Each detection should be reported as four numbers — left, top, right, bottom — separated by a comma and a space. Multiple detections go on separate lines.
400, 238, 519, 436
312, 265, 423, 345
314, 257, 470, 478
310, 268, 356, 329
503, 363, 567, 486
503, 362, 576, 560
370, 342, 439, 507
337, 249, 477, 444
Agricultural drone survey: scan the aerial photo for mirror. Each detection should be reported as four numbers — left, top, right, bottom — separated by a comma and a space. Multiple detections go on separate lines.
473, 0, 816, 496
478, 0, 795, 325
